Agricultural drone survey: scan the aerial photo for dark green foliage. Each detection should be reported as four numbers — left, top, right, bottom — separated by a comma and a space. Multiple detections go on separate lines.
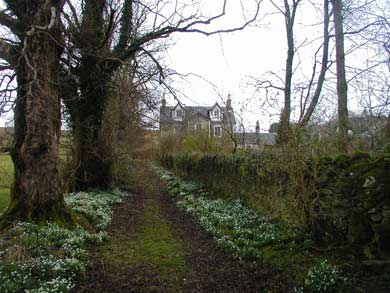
161, 151, 390, 257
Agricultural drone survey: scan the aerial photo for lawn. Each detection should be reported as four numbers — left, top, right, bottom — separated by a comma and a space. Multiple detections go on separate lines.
0, 153, 13, 213
0, 136, 71, 214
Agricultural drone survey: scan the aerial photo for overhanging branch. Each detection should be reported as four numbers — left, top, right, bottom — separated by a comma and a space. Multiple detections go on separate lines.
117, 0, 262, 66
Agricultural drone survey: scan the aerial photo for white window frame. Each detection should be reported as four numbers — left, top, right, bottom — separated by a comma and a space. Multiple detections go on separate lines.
214, 125, 222, 137
194, 123, 203, 130
175, 109, 183, 118
172, 106, 184, 121
210, 106, 222, 121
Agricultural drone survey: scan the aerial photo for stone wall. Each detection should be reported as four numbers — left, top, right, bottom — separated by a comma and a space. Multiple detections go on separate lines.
312, 153, 390, 253
161, 152, 390, 256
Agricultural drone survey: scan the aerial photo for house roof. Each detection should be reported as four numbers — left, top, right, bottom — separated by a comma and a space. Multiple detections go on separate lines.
160, 103, 235, 126
236, 132, 276, 146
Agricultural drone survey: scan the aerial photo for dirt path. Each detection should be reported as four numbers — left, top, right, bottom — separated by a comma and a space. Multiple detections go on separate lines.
74, 173, 291, 292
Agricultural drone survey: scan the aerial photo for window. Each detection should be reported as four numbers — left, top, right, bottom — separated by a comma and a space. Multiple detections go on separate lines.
195, 123, 202, 130
173, 107, 184, 121
214, 126, 222, 137
175, 109, 183, 117
210, 107, 222, 120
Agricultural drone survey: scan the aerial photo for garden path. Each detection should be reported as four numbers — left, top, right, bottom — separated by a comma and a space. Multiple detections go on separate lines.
74, 170, 291, 292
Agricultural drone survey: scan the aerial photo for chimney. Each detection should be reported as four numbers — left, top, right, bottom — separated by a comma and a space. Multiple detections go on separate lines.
255, 120, 260, 134
227, 93, 232, 109
161, 95, 166, 108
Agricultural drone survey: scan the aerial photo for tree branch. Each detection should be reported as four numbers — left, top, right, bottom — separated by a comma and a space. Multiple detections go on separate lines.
0, 9, 22, 33
0, 38, 17, 67
116, 0, 262, 66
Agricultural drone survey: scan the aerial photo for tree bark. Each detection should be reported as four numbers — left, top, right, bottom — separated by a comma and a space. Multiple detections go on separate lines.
279, 0, 299, 145
64, 0, 114, 190
331, 0, 349, 152
299, 0, 330, 127
1, 2, 74, 228
68, 74, 113, 191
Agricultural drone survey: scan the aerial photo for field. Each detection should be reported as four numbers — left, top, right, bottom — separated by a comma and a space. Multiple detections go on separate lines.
0, 153, 12, 213
0, 136, 71, 214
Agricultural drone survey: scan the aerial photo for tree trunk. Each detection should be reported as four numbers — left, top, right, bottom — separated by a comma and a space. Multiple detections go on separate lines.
62, 0, 114, 191
67, 69, 112, 191
331, 0, 349, 152
1, 4, 74, 228
279, 0, 299, 145
299, 0, 330, 127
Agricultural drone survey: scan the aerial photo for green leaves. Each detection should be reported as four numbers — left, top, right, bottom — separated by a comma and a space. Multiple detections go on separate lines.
304, 260, 346, 292
158, 167, 304, 261
0, 189, 128, 292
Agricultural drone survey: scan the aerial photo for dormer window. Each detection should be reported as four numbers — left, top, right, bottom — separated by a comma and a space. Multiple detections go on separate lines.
172, 105, 184, 121
175, 109, 183, 118
210, 106, 222, 121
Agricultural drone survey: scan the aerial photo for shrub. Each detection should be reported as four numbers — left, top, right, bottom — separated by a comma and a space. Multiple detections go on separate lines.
304, 260, 346, 292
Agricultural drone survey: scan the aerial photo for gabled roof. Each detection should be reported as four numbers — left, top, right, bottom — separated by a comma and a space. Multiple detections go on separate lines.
236, 132, 276, 146
186, 108, 210, 121
186, 106, 210, 119
210, 102, 222, 111
160, 103, 236, 126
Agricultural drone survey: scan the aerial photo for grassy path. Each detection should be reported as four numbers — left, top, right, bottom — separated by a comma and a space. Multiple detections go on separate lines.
74, 168, 188, 292
74, 167, 290, 292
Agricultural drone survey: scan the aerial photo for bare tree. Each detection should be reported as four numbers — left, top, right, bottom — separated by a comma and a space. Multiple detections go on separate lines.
0, 1, 74, 228
331, 0, 349, 152
298, 0, 330, 127
252, 0, 331, 144
269, 0, 301, 144
61, 0, 261, 190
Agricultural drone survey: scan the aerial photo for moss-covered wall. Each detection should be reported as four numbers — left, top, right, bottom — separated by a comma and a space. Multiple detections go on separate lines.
312, 153, 390, 251
160, 152, 390, 254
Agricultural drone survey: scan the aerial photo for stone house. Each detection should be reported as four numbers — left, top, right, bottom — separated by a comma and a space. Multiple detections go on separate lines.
159, 95, 236, 137
236, 121, 276, 149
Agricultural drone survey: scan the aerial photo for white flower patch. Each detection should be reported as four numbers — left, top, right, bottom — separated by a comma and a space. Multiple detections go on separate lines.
0, 189, 128, 292
157, 167, 305, 261
304, 260, 346, 292
65, 189, 129, 230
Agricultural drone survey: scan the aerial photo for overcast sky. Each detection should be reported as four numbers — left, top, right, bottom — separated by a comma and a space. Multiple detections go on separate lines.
162, 0, 329, 132
162, 0, 389, 132
1, 0, 387, 131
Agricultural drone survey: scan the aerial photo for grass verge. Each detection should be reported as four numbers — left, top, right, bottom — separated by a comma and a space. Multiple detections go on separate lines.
97, 197, 187, 291
0, 153, 13, 214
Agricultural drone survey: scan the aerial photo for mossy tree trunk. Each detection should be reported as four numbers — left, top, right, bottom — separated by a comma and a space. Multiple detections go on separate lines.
0, 1, 74, 229
67, 73, 113, 191
64, 0, 115, 191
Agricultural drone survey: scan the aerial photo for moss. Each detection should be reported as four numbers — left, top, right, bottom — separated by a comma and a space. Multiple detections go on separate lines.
259, 244, 317, 285
0, 197, 77, 231
334, 154, 350, 168
350, 151, 370, 161
164, 151, 390, 251
97, 199, 187, 290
